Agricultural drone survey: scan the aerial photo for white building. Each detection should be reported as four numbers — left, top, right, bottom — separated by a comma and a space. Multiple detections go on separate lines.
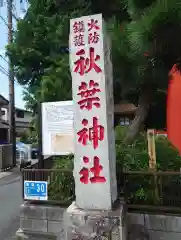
0, 94, 32, 142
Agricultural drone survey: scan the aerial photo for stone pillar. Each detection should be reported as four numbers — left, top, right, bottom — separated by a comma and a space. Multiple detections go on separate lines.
69, 13, 117, 211
66, 13, 127, 240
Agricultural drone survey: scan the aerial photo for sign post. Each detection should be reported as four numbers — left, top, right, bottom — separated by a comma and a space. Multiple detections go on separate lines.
65, 13, 126, 240
147, 129, 159, 203
147, 129, 156, 169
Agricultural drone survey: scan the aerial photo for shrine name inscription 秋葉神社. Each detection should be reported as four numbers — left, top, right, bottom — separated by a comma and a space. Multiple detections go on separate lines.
69, 13, 117, 210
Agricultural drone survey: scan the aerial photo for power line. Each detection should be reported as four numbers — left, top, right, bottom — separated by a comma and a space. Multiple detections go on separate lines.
0, 64, 19, 85
0, 13, 15, 32
0, 15, 8, 27
12, 3, 20, 21
0, 54, 9, 64
0, 66, 9, 76
0, 64, 20, 85
0, 64, 9, 75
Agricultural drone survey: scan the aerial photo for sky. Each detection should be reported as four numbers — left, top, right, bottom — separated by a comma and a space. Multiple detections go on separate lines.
0, 0, 27, 109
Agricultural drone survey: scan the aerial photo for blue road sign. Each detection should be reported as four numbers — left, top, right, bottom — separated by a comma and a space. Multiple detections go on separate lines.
24, 181, 48, 200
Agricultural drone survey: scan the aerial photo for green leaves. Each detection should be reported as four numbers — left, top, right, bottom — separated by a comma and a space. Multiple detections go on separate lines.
115, 125, 181, 172
7, 0, 181, 136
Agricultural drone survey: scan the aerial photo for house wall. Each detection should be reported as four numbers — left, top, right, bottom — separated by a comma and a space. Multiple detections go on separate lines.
1, 107, 8, 121
15, 111, 32, 123
1, 107, 32, 130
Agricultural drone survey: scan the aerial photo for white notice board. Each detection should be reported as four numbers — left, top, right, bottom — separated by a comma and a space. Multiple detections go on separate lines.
42, 101, 74, 155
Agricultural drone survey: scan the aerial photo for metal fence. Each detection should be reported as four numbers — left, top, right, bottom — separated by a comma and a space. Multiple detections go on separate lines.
22, 168, 75, 205
122, 171, 181, 212
21, 167, 181, 212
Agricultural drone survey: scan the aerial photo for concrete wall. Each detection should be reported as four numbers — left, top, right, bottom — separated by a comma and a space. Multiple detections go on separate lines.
19, 202, 181, 240
128, 212, 181, 240
18, 202, 126, 240
19, 203, 65, 240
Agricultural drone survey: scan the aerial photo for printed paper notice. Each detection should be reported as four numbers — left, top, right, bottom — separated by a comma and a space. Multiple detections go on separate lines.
42, 101, 74, 155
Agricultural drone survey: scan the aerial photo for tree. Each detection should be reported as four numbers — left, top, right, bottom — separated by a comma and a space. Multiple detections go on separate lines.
7, 0, 181, 142
7, 0, 91, 112
6, 0, 127, 112
110, 0, 181, 142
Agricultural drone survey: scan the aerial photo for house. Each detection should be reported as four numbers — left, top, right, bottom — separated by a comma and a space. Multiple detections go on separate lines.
1, 107, 32, 134
0, 95, 10, 143
114, 102, 137, 126
0, 94, 32, 142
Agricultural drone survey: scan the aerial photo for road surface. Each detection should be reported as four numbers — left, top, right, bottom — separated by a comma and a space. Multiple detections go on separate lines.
0, 172, 22, 240
0, 156, 51, 240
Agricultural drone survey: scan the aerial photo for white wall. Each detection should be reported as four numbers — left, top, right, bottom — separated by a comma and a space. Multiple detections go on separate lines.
0, 107, 32, 129
15, 111, 32, 123
1, 107, 8, 121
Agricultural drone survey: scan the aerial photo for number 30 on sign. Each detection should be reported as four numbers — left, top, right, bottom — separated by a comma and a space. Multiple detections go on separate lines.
24, 180, 48, 201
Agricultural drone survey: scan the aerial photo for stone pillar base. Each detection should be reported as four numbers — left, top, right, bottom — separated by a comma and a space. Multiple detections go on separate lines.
64, 201, 127, 240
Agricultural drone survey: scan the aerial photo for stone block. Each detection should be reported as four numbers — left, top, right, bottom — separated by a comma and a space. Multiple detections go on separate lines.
56, 233, 65, 240
112, 233, 119, 240
20, 218, 47, 233
145, 214, 181, 232
148, 230, 181, 240
20, 203, 47, 220
16, 229, 56, 240
47, 207, 65, 221
128, 224, 149, 240
112, 226, 119, 235
48, 220, 64, 234
128, 213, 145, 227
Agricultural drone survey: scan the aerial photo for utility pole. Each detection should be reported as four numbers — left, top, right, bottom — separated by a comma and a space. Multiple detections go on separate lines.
7, 0, 16, 167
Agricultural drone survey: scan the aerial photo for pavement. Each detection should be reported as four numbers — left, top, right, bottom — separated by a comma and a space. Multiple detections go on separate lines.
0, 169, 22, 240
0, 156, 51, 240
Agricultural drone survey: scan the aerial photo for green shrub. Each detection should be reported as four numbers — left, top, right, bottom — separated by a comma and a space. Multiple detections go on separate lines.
48, 156, 74, 202
48, 126, 181, 204
115, 126, 181, 205
116, 126, 149, 170
115, 126, 181, 171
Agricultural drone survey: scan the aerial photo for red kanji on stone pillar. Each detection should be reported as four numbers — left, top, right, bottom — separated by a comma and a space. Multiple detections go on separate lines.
74, 47, 102, 76
90, 156, 106, 183
79, 156, 106, 184
79, 156, 89, 184
88, 19, 100, 31
89, 117, 104, 149
88, 32, 100, 44
77, 80, 101, 110
73, 21, 85, 33
77, 117, 104, 149
74, 34, 85, 46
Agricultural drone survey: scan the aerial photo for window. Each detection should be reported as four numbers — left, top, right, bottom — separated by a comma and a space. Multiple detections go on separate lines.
16, 110, 24, 118
1, 110, 5, 115
120, 116, 131, 126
